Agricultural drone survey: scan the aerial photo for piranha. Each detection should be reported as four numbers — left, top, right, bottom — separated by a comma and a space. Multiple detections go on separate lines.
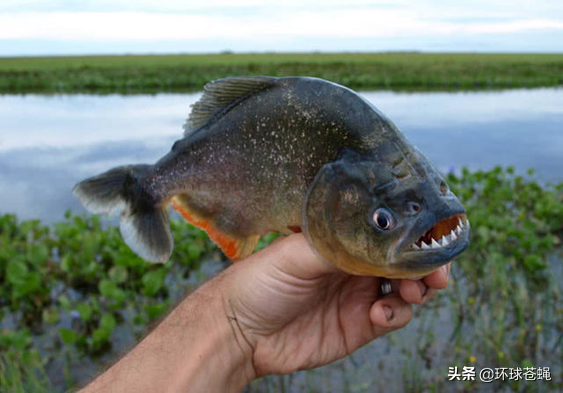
73, 76, 469, 278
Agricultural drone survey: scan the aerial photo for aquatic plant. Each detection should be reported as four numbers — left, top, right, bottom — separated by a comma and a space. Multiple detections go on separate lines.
0, 166, 561, 392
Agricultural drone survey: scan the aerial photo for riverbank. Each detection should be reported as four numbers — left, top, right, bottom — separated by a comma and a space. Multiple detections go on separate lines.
1, 52, 562, 94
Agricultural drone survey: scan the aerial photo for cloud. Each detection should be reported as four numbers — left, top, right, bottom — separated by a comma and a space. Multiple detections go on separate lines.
0, 1, 561, 54
1, 11, 562, 42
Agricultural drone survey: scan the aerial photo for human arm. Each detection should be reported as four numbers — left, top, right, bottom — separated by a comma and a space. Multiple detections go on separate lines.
80, 234, 450, 392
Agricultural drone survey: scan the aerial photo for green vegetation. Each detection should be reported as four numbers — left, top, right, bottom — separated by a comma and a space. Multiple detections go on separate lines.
1, 53, 562, 94
1, 167, 562, 392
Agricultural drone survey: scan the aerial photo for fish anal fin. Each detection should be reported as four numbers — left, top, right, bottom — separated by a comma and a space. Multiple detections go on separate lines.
231, 234, 260, 261
171, 197, 259, 261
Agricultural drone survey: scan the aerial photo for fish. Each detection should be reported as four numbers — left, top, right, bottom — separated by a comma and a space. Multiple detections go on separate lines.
73, 76, 470, 279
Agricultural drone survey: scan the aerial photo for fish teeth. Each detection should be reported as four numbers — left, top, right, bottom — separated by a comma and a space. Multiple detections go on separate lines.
415, 217, 466, 252
441, 236, 450, 247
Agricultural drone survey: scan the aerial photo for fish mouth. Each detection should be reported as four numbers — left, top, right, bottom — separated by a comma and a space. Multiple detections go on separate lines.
411, 213, 469, 251
395, 213, 470, 271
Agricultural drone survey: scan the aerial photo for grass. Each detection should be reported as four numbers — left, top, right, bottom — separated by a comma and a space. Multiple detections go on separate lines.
1, 52, 562, 94
0, 166, 562, 392
0, 351, 51, 393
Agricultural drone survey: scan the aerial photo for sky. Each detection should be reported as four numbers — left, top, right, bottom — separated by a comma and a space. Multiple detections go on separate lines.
0, 0, 562, 56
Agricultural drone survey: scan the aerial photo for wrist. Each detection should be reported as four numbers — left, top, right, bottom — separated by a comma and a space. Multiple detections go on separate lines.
175, 275, 256, 392
81, 272, 256, 393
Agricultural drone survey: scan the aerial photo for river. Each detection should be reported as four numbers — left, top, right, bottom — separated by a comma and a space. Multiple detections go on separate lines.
1, 87, 562, 223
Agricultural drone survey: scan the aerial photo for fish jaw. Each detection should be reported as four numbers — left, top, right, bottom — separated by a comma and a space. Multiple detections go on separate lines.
303, 212, 470, 279
389, 213, 470, 274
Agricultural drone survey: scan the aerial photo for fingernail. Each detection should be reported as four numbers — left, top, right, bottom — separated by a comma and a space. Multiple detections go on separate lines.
420, 283, 429, 298
383, 305, 394, 321
442, 265, 450, 280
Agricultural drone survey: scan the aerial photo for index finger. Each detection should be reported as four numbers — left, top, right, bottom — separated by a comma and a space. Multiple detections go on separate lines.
422, 262, 451, 290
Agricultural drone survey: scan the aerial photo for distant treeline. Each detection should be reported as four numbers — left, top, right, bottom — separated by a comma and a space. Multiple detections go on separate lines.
0, 53, 562, 94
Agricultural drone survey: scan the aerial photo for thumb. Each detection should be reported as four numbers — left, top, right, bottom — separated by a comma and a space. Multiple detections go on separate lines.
258, 233, 340, 280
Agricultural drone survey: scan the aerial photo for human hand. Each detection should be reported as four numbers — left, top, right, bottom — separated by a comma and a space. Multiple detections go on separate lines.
82, 231, 449, 393
80, 233, 451, 393
222, 233, 451, 378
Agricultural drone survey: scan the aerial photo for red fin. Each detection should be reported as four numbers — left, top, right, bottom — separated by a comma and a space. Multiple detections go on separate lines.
171, 197, 258, 260
288, 225, 302, 233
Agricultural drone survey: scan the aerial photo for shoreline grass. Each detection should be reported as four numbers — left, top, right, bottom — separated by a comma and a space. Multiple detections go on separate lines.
1, 52, 562, 94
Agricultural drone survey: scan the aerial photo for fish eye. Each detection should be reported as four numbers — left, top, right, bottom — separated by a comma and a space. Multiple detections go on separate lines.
372, 208, 395, 230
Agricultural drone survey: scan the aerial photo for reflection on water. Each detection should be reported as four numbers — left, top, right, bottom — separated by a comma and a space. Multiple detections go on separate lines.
1, 88, 562, 222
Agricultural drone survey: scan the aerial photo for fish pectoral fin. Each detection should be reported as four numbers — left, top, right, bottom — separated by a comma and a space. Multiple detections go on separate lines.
171, 196, 259, 261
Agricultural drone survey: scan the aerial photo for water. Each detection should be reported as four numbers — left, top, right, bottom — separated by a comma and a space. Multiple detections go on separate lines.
1, 89, 561, 391
1, 88, 562, 222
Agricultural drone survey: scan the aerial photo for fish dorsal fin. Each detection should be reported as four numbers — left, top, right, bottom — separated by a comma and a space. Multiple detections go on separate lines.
183, 76, 277, 136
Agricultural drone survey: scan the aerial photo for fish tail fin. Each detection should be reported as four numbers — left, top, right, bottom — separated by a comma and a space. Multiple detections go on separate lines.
73, 165, 173, 263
